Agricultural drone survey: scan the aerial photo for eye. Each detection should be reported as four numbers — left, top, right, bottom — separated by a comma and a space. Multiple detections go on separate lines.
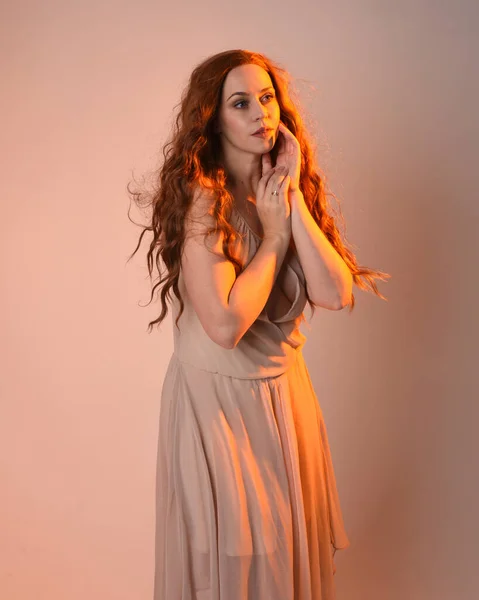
234, 93, 275, 109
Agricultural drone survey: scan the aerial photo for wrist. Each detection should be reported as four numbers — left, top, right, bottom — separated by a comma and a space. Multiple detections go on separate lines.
289, 187, 304, 204
263, 230, 291, 245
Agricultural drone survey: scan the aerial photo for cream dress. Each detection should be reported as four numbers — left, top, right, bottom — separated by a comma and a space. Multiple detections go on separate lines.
153, 205, 350, 600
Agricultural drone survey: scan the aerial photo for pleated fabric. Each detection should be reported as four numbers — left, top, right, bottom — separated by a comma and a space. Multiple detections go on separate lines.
154, 207, 350, 600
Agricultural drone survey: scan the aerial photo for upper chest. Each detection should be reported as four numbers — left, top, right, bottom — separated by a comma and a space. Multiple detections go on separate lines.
232, 199, 264, 240
231, 200, 297, 256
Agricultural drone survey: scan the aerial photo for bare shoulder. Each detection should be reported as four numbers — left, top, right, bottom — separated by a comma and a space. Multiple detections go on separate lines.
184, 185, 223, 251
180, 185, 236, 347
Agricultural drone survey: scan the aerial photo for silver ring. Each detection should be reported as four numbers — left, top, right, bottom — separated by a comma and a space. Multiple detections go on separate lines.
271, 190, 279, 196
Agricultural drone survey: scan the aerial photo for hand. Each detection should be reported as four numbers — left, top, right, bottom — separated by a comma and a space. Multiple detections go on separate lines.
255, 166, 292, 239
273, 121, 301, 191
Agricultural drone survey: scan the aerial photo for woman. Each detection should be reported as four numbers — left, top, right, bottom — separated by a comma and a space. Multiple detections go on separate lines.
128, 49, 389, 600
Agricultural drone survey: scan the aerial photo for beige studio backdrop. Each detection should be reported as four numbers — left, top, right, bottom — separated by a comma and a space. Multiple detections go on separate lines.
1, 1, 478, 599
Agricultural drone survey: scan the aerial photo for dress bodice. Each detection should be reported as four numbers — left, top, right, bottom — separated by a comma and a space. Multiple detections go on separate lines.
171, 206, 308, 379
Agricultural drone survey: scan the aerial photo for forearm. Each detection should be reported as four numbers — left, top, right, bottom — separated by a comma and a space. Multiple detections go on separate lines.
225, 233, 290, 347
290, 189, 352, 309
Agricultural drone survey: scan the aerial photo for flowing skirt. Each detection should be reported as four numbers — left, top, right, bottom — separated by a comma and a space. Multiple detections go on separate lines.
154, 350, 350, 600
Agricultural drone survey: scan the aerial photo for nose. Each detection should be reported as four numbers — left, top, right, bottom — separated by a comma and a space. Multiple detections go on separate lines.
253, 99, 269, 121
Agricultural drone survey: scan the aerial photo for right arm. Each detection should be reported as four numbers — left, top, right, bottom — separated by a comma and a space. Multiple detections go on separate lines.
181, 188, 290, 349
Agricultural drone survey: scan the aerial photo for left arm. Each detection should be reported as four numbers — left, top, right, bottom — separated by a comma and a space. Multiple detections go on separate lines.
272, 121, 352, 310
289, 188, 352, 310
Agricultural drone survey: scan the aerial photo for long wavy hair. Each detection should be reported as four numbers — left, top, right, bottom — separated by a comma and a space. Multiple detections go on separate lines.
127, 49, 390, 332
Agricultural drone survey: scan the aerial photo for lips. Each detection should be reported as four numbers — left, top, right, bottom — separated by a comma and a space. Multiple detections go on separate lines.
252, 127, 273, 135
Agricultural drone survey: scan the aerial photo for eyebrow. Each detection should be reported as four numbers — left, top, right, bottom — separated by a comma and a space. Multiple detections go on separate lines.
226, 86, 274, 102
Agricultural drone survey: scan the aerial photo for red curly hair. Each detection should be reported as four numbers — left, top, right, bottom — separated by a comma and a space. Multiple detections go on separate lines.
127, 49, 390, 332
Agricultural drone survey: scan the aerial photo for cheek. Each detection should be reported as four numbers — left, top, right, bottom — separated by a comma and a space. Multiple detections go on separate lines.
221, 109, 248, 136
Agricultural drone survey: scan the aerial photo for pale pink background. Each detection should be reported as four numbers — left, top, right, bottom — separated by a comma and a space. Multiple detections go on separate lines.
2, 1, 478, 599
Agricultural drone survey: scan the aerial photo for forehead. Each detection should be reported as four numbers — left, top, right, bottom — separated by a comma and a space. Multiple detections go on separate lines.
222, 64, 273, 99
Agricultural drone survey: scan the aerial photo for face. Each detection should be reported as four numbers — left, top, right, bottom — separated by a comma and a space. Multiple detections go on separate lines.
216, 64, 280, 154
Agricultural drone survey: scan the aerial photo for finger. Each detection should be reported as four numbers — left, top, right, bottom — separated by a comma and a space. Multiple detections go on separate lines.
278, 122, 295, 145
268, 168, 286, 185
257, 167, 277, 196
277, 123, 286, 138
265, 169, 287, 196
265, 170, 282, 190
263, 169, 279, 193
263, 167, 277, 183
279, 174, 290, 189
275, 134, 285, 151
274, 168, 289, 185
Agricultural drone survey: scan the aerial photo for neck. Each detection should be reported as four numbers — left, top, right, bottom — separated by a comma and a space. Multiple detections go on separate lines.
221, 146, 262, 201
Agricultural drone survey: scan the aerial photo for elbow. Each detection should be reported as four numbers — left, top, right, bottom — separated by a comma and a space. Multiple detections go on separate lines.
209, 329, 235, 350
208, 317, 239, 350
312, 276, 352, 310
213, 330, 234, 349
334, 275, 353, 309
220, 338, 237, 350
216, 334, 239, 350
309, 289, 351, 311
218, 326, 241, 349
334, 296, 351, 310
219, 316, 246, 349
